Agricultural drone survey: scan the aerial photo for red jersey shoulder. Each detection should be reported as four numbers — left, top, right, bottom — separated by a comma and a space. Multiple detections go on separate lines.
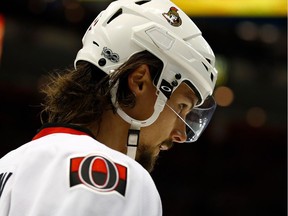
69, 154, 127, 197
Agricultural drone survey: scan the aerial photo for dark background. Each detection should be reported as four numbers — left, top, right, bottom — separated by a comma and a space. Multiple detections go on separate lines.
0, 1, 286, 215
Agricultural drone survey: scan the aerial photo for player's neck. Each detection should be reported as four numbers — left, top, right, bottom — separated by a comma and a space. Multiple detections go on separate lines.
94, 109, 130, 154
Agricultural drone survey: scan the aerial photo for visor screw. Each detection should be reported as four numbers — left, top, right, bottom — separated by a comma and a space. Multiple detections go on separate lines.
98, 58, 106, 67
172, 80, 178, 87
175, 73, 181, 80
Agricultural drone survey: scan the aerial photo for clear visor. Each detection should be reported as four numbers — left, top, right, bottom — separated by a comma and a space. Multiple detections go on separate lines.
166, 95, 216, 143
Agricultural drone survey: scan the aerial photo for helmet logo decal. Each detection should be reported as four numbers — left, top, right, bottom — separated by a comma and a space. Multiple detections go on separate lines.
162, 7, 182, 27
101, 47, 119, 63
89, 18, 99, 30
159, 79, 174, 99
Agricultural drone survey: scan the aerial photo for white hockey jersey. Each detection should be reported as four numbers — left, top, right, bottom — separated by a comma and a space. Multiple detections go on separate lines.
0, 124, 162, 216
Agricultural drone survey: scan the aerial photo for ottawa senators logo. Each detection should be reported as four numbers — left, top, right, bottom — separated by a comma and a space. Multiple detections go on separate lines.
69, 155, 127, 197
162, 7, 182, 27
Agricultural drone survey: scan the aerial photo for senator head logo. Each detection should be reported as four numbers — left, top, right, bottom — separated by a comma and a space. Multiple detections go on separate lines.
162, 7, 182, 27
69, 154, 127, 196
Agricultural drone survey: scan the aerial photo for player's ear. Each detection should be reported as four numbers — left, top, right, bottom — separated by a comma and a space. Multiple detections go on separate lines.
128, 64, 152, 95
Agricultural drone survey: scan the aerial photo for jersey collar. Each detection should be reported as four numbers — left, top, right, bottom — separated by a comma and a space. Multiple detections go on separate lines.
32, 123, 96, 140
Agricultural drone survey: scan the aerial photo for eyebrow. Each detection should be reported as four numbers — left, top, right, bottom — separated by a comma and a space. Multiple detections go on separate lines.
181, 82, 199, 108
184, 90, 198, 110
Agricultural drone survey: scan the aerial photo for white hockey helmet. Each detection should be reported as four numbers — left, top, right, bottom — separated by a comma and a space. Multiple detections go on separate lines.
75, 0, 218, 158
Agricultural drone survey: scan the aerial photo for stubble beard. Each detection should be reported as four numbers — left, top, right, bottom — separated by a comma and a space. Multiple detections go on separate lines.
136, 145, 159, 173
136, 139, 174, 173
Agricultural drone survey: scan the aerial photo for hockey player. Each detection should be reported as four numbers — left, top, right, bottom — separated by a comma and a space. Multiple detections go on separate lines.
0, 0, 218, 215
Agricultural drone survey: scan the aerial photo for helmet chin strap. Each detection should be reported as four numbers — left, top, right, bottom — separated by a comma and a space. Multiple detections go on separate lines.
111, 81, 166, 159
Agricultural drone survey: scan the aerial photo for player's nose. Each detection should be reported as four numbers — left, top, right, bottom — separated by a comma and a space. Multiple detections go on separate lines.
170, 122, 187, 143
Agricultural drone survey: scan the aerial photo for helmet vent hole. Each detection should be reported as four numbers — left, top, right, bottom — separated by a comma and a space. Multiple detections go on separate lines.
107, 9, 123, 24
202, 62, 208, 71
93, 41, 99, 47
210, 73, 214, 81
135, 0, 151, 5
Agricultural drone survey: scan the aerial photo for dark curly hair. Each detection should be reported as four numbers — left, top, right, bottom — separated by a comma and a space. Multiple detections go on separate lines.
40, 50, 163, 129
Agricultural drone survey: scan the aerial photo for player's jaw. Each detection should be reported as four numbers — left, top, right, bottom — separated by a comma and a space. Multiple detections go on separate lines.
136, 139, 174, 173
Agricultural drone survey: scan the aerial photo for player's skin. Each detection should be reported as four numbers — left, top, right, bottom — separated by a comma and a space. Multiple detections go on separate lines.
94, 64, 198, 172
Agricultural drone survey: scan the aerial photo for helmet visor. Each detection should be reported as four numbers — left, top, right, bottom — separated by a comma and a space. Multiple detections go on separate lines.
166, 95, 216, 143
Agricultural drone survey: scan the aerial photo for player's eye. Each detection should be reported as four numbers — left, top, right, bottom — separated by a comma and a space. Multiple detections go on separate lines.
178, 103, 186, 115
178, 102, 194, 117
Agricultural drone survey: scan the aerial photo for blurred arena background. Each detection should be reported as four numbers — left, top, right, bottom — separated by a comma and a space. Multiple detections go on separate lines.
0, 0, 286, 215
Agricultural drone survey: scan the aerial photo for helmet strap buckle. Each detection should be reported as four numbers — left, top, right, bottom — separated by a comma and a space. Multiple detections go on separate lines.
126, 121, 141, 159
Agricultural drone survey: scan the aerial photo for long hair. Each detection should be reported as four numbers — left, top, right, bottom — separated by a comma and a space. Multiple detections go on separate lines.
40, 50, 163, 128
